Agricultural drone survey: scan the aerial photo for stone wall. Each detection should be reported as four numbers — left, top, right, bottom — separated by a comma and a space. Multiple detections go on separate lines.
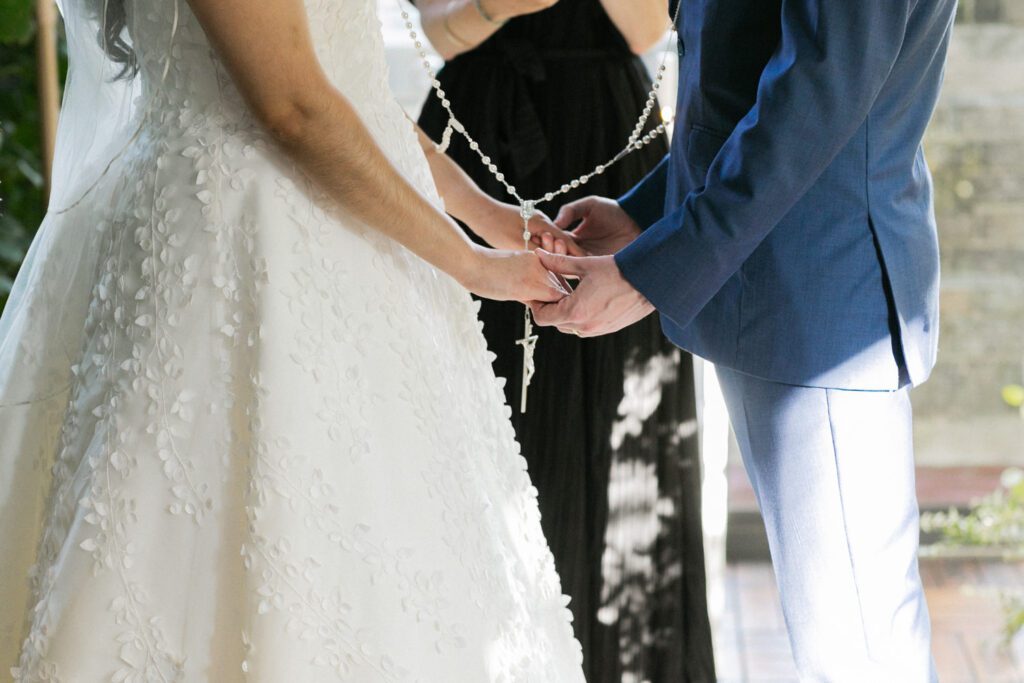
912, 5, 1024, 465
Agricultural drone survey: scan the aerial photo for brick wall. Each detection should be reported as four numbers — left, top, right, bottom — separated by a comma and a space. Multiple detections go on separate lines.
912, 5, 1024, 465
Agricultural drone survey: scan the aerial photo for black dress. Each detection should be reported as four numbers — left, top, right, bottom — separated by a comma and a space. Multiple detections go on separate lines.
418, 2, 715, 680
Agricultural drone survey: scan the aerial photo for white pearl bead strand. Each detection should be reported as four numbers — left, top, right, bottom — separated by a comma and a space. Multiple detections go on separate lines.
399, 0, 683, 210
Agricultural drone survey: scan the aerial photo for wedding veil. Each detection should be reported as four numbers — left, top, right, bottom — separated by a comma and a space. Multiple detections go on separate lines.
0, 2, 181, 668
0, 0, 180, 408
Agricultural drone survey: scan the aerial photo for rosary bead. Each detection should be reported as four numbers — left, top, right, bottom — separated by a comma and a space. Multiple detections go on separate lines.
402, 0, 682, 412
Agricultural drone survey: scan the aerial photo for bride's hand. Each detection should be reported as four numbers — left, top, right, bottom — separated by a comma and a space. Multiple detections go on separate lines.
473, 201, 587, 256
459, 246, 570, 304
526, 214, 589, 256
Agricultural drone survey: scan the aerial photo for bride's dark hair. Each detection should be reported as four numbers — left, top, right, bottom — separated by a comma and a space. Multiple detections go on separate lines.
96, 0, 138, 78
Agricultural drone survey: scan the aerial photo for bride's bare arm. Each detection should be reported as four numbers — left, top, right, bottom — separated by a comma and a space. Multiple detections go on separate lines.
185, 0, 566, 303
410, 125, 584, 254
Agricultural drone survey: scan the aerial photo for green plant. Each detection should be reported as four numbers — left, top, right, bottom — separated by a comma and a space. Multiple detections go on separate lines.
922, 468, 1024, 556
921, 373, 1024, 646
922, 467, 1024, 642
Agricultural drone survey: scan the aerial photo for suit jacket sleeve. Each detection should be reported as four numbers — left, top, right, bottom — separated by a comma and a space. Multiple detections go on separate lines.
615, 0, 915, 330
617, 154, 670, 230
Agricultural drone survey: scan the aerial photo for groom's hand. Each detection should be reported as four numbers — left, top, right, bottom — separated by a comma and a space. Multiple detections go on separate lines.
530, 251, 654, 337
553, 197, 642, 256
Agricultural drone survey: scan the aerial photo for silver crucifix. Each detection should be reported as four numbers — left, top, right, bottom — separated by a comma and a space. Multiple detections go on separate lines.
517, 200, 539, 412
517, 311, 539, 413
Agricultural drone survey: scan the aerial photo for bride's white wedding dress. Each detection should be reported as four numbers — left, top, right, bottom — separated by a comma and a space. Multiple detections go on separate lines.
0, 0, 585, 680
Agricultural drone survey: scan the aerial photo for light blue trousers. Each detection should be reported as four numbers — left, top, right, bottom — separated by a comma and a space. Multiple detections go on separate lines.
716, 365, 938, 682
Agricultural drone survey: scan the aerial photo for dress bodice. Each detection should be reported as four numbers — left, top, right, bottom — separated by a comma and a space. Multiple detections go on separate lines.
132, 0, 391, 108
122, 0, 436, 205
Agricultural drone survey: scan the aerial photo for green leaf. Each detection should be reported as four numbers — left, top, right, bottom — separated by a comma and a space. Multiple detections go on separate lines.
0, 0, 35, 45
0, 238, 26, 263
1002, 384, 1024, 409
15, 157, 43, 188
1004, 595, 1024, 642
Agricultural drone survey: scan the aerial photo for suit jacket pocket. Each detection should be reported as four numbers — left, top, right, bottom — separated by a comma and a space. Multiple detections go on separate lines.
686, 125, 729, 173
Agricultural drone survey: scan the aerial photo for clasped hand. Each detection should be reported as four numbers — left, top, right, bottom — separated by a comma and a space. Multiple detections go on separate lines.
527, 196, 656, 337
462, 244, 571, 304
463, 196, 657, 338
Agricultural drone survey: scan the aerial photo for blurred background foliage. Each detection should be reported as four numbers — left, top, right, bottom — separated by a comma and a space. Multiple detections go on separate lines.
922, 466, 1024, 641
0, 0, 66, 310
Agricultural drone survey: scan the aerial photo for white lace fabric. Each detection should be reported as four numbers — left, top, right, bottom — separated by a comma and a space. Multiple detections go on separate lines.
0, 1, 585, 680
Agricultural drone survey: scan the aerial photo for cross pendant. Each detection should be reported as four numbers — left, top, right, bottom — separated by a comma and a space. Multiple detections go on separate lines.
517, 309, 539, 413
518, 200, 539, 412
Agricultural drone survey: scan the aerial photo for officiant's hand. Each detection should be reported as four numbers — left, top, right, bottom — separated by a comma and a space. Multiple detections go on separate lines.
553, 196, 642, 256
461, 246, 570, 304
529, 251, 654, 337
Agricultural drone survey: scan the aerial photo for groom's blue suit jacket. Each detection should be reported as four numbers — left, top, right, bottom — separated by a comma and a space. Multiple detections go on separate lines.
615, 0, 957, 390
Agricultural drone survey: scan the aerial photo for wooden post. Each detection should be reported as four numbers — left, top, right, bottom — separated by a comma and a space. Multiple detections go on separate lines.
35, 0, 60, 203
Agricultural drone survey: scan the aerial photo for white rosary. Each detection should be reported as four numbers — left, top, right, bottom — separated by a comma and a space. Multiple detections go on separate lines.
399, 1, 683, 412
